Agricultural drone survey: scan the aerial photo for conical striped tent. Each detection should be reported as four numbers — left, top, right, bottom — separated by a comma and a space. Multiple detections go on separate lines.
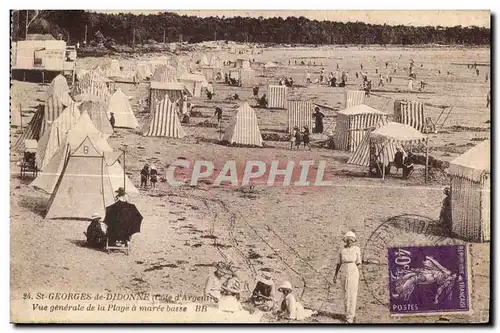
222, 102, 263, 147
46, 74, 70, 98
151, 64, 179, 83
144, 97, 186, 138
13, 93, 75, 151
36, 102, 81, 170
30, 111, 113, 195
345, 90, 365, 108
107, 88, 139, 129
43, 92, 75, 122
73, 71, 111, 100
347, 117, 399, 167
11, 105, 22, 127
79, 100, 114, 137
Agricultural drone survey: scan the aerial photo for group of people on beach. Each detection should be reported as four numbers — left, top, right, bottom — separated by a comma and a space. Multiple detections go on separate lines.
140, 163, 158, 189
203, 231, 361, 323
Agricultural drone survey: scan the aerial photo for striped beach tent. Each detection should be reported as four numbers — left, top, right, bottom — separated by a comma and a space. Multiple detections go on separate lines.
36, 102, 81, 170
179, 73, 208, 98
13, 108, 47, 151
333, 104, 388, 152
73, 73, 111, 100
79, 100, 114, 137
394, 100, 426, 132
222, 102, 263, 147
107, 88, 139, 129
347, 117, 399, 167
448, 140, 490, 242
149, 81, 187, 113
267, 85, 288, 109
144, 97, 186, 138
46, 74, 70, 98
151, 64, 179, 83
13, 93, 75, 151
287, 100, 314, 133
345, 90, 366, 108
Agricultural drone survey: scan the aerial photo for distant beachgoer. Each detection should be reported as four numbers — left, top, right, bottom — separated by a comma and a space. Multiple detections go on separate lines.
294, 127, 302, 149
253, 85, 259, 98
385, 61, 388, 68
408, 78, 414, 91
360, 64, 363, 70
419, 81, 426, 91
378, 75, 384, 87
312, 107, 325, 134
355, 72, 359, 79
214, 106, 223, 122
140, 164, 150, 188
487, 91, 490, 108
259, 94, 268, 108
365, 80, 372, 97
109, 112, 115, 129
302, 126, 311, 150
290, 126, 298, 150
485, 73, 489, 82
389, 76, 393, 83
440, 187, 452, 234
336, 63, 339, 70
375, 68, 378, 74
150, 165, 158, 189
476, 68, 480, 76
306, 71, 311, 84
394, 68, 397, 74
403, 152, 414, 179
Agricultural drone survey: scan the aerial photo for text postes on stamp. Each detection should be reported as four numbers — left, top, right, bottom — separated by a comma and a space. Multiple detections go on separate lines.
388, 245, 470, 316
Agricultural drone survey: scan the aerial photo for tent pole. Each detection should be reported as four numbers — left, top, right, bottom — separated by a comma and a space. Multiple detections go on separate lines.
123, 150, 126, 191
425, 138, 429, 184
19, 103, 22, 132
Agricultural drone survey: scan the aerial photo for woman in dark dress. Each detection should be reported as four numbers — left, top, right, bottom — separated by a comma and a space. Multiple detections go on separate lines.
312, 107, 325, 134
140, 164, 150, 188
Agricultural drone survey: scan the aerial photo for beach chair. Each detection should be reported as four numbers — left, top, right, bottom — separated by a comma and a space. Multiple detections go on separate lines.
105, 238, 130, 256
19, 140, 39, 179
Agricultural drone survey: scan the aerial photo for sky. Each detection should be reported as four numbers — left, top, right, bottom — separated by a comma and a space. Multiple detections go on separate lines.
94, 10, 491, 28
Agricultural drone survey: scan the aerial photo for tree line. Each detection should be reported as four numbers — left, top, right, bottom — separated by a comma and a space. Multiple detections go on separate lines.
11, 10, 490, 46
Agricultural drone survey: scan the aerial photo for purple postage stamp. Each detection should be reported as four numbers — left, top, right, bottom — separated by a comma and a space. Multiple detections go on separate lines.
388, 245, 470, 315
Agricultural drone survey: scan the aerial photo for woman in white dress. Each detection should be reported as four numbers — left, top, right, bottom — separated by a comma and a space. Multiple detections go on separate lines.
333, 231, 361, 323
277, 281, 316, 320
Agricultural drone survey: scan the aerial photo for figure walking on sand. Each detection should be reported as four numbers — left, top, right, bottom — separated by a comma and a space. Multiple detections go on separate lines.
302, 126, 311, 150
150, 165, 158, 189
333, 231, 361, 324
140, 164, 150, 189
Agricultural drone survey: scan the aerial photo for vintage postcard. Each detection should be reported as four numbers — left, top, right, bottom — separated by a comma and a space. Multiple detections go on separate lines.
9, 9, 490, 324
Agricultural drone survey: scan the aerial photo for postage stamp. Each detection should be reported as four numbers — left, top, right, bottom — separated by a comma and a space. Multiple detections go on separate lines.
388, 245, 471, 316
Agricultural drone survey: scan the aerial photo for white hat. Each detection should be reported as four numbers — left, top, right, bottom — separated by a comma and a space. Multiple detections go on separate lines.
151, 165, 156, 170
258, 271, 274, 285
278, 281, 293, 292
343, 231, 356, 241
91, 213, 101, 220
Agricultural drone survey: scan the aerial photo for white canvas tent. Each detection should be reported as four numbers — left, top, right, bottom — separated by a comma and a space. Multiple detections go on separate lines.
222, 102, 263, 147
107, 88, 139, 128
11, 105, 22, 127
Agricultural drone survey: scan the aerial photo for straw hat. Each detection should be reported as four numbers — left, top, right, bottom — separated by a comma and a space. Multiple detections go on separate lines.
278, 281, 293, 292
214, 261, 232, 276
91, 213, 101, 221
115, 187, 127, 197
257, 271, 274, 285
343, 231, 356, 242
